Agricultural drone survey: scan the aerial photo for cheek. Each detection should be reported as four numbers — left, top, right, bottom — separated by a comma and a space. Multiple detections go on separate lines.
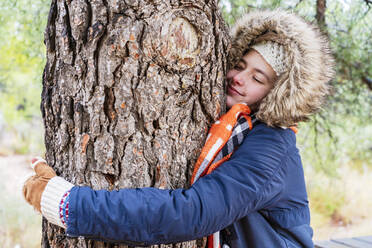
253, 86, 271, 100
226, 70, 236, 80
242, 85, 270, 103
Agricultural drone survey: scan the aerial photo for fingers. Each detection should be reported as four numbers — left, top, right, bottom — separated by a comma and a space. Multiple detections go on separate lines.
34, 163, 57, 178
22, 175, 37, 204
31, 157, 46, 169
22, 175, 42, 213
31, 157, 56, 178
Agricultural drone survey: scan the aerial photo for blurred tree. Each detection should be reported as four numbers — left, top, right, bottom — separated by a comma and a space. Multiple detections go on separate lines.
0, 0, 49, 123
0, 0, 50, 154
316, 0, 326, 29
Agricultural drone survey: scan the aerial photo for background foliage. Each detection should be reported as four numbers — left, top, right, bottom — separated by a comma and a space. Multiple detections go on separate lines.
0, 0, 371, 246
0, 0, 49, 154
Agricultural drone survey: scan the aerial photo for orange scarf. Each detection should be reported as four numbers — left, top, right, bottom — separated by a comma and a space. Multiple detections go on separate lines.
191, 103, 252, 248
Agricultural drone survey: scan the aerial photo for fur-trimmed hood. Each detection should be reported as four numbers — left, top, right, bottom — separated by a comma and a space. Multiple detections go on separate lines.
228, 9, 335, 127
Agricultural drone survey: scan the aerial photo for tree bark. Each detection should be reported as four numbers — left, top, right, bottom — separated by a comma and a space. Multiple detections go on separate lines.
41, 0, 229, 247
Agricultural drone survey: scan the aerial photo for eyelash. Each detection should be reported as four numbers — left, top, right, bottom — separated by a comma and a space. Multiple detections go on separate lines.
253, 77, 262, 83
234, 64, 244, 70
233, 65, 264, 83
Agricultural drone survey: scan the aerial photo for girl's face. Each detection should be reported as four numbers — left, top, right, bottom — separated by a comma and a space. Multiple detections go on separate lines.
226, 49, 277, 111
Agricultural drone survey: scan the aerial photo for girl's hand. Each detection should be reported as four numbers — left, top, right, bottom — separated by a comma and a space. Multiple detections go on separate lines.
22, 157, 56, 212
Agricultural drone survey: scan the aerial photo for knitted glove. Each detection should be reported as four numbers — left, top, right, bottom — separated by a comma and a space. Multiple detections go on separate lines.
23, 157, 74, 228
23, 157, 56, 212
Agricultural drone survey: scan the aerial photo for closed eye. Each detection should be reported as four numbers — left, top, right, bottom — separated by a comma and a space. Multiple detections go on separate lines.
253, 77, 263, 83
234, 65, 244, 70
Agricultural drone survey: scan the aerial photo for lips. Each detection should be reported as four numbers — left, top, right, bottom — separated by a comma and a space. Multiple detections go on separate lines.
228, 84, 243, 96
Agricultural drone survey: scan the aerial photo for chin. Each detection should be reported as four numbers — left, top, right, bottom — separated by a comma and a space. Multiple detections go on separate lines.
226, 98, 234, 109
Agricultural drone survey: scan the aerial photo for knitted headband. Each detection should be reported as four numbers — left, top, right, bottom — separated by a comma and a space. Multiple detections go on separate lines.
251, 41, 288, 76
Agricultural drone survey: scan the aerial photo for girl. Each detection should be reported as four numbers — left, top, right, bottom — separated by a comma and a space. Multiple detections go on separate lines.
23, 9, 334, 248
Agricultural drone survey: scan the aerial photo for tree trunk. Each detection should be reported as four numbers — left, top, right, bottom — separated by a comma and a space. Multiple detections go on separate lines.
316, 0, 327, 29
41, 0, 229, 247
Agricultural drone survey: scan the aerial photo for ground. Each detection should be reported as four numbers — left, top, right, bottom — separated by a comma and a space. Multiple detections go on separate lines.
0, 155, 42, 247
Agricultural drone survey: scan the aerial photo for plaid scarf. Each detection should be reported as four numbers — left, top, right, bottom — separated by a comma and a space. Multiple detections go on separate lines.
191, 103, 256, 248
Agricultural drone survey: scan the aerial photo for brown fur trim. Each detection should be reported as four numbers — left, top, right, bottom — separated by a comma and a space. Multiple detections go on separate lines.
228, 9, 335, 127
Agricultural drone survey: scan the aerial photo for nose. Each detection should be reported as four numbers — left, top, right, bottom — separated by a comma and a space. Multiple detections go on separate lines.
231, 72, 244, 86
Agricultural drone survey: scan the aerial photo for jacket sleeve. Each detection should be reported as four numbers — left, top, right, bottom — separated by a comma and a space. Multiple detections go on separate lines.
66, 124, 290, 245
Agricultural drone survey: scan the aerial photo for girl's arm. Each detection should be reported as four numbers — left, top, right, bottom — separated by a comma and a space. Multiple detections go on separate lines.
58, 124, 289, 244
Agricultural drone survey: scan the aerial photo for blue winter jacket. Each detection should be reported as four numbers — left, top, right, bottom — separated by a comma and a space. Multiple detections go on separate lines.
65, 122, 314, 247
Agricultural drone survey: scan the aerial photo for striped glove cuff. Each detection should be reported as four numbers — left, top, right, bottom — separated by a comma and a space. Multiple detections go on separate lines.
40, 176, 74, 228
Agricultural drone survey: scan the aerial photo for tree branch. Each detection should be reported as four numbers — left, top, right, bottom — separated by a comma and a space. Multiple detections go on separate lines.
362, 76, 372, 90
316, 0, 327, 29
336, 55, 372, 91
294, 0, 304, 9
